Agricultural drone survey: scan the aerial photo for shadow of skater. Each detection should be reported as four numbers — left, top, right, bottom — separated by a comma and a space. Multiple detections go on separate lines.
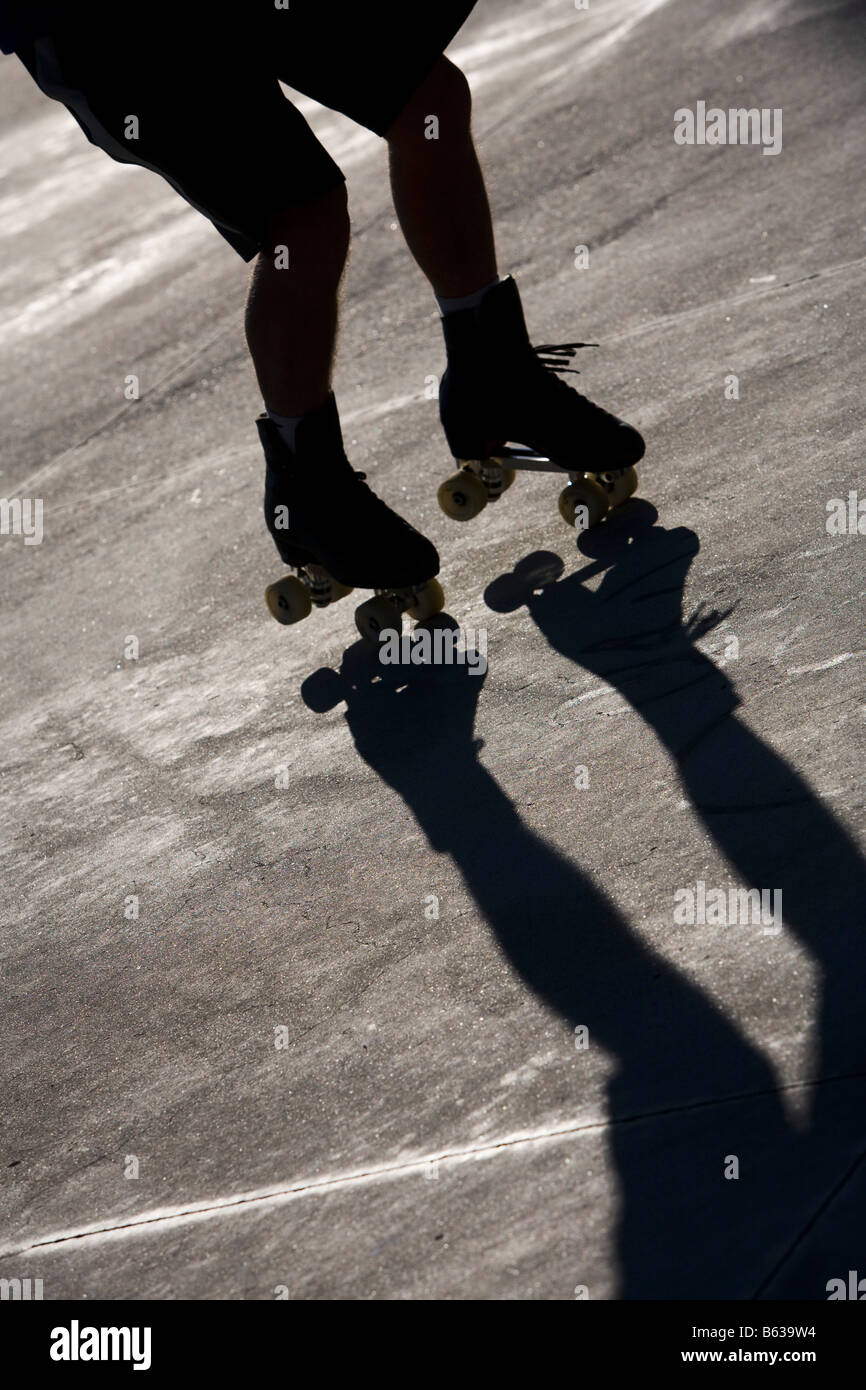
480, 501, 866, 1296
301, 573, 864, 1296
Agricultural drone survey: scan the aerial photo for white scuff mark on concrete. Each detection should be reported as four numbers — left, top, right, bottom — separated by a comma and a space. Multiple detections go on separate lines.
565, 688, 613, 705
342, 392, 426, 426
705, 0, 831, 50
0, 144, 131, 239
452, 0, 673, 91
0, 212, 209, 347
0, 104, 80, 175
787, 653, 854, 676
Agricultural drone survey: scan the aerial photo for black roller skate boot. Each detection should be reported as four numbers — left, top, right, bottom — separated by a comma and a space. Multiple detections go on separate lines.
437, 277, 645, 530
259, 394, 444, 642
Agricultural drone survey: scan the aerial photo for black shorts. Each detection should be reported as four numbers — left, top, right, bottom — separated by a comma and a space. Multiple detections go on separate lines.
18, 2, 476, 260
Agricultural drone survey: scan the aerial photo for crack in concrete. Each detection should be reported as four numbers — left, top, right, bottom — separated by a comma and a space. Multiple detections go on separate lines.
752, 1144, 866, 1299
4, 1070, 865, 1261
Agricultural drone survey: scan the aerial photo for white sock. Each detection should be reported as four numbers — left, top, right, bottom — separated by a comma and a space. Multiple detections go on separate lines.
266, 407, 304, 451
436, 277, 500, 316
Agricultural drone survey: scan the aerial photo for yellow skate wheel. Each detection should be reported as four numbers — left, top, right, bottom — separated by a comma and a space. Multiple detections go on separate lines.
500, 466, 517, 493
593, 466, 638, 509
405, 578, 445, 622
355, 595, 404, 645
265, 575, 312, 625
558, 477, 610, 531
438, 468, 488, 521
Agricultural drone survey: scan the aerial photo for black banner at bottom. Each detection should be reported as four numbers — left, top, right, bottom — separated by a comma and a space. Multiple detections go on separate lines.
8, 1300, 862, 1375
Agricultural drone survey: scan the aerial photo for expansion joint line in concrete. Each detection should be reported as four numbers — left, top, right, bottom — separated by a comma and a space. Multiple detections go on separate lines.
3, 1068, 865, 1259
750, 1143, 866, 1299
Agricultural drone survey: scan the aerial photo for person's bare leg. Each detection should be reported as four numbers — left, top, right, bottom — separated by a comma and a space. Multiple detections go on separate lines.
253, 182, 440, 587
386, 57, 497, 298
244, 183, 350, 417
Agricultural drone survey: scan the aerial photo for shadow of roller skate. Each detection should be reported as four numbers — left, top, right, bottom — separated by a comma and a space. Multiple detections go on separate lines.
484, 497, 660, 614
485, 503, 744, 758
300, 611, 464, 716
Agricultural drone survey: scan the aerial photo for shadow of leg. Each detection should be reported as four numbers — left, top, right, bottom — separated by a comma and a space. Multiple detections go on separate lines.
301, 634, 802, 1296
506, 515, 866, 1295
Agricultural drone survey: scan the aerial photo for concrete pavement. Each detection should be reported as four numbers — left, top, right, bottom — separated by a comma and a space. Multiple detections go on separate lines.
1, 0, 864, 1299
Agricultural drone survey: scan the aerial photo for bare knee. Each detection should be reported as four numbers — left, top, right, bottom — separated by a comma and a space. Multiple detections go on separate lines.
385, 58, 472, 148
262, 183, 350, 264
